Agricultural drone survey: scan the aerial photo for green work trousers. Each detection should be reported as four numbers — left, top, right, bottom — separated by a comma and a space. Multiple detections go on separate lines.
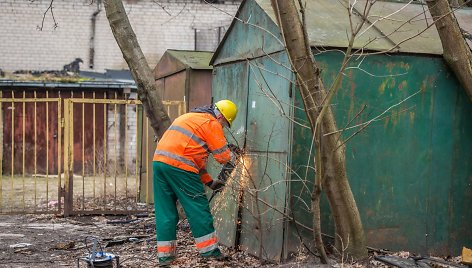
153, 161, 221, 262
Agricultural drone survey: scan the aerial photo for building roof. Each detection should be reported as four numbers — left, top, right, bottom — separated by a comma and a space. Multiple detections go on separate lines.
167, 50, 213, 70
0, 80, 136, 89
258, 0, 472, 54
0, 69, 136, 89
215, 0, 471, 58
154, 50, 214, 80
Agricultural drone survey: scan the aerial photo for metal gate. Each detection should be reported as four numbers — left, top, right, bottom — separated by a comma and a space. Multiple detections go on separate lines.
63, 98, 186, 215
62, 97, 148, 216
0, 92, 63, 214
1, 89, 187, 215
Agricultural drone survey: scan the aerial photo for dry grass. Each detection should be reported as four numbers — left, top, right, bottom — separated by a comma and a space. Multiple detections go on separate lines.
0, 173, 147, 214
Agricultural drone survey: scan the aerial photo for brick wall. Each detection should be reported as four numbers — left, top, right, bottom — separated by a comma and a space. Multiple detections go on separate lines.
0, 0, 240, 179
0, 0, 240, 72
106, 101, 142, 173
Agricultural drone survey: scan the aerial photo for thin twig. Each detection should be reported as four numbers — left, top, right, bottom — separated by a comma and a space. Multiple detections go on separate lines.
38, 0, 58, 31
151, 0, 172, 16
325, 90, 421, 137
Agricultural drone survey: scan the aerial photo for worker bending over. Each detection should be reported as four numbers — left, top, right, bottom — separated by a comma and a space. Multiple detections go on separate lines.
152, 100, 238, 267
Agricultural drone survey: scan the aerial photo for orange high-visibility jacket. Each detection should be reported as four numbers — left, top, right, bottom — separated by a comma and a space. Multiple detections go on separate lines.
153, 112, 231, 184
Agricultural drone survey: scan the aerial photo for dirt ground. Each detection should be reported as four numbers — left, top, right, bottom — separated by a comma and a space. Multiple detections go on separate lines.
0, 214, 467, 268
0, 214, 325, 268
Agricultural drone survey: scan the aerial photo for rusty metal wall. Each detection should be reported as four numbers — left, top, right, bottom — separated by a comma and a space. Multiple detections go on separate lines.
210, 0, 472, 258
188, 70, 212, 109
289, 51, 472, 256
157, 69, 213, 112
65, 91, 107, 173
0, 90, 63, 214
63, 97, 149, 215
0, 88, 152, 215
1, 90, 106, 175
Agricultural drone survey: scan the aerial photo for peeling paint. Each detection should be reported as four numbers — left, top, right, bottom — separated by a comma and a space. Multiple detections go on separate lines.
390, 109, 401, 127
420, 77, 429, 92
383, 116, 390, 129
379, 79, 387, 94
398, 80, 408, 91
399, 62, 410, 71
385, 62, 396, 72
409, 111, 415, 125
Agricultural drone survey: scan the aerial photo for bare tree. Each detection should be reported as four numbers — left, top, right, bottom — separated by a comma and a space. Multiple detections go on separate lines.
266, 0, 472, 262
96, 0, 470, 263
270, 0, 368, 261
448, 0, 472, 7
426, 0, 472, 101
103, 0, 171, 138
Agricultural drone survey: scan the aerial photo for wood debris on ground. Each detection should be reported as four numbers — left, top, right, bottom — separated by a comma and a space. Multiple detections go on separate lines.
0, 214, 466, 268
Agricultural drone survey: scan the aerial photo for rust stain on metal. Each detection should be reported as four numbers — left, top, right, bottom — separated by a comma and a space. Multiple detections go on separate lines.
0, 90, 108, 175
409, 111, 416, 125
398, 80, 408, 91
378, 79, 388, 94
154, 50, 214, 120
366, 227, 408, 248
389, 78, 396, 89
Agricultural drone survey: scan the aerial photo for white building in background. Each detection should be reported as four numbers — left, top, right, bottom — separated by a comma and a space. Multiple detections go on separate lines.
0, 0, 241, 176
0, 0, 241, 73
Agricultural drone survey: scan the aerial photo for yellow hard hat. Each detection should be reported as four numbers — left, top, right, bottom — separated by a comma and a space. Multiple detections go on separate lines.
215, 100, 238, 127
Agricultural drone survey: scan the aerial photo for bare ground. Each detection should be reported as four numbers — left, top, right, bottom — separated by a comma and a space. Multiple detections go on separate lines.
0, 213, 466, 268
0, 214, 327, 268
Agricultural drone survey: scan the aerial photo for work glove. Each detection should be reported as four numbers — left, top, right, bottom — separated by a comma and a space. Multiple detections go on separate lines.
208, 179, 225, 191
228, 143, 242, 156
218, 161, 235, 182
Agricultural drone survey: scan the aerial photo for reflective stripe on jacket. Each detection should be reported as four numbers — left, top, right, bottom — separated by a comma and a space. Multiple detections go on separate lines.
153, 112, 231, 182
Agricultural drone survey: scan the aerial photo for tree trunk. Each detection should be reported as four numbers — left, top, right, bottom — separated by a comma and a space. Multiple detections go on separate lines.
271, 0, 367, 260
103, 0, 171, 138
427, 0, 472, 102
449, 0, 460, 7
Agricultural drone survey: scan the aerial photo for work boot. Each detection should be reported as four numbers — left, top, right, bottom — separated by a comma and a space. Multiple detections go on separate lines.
158, 257, 175, 267
213, 252, 231, 261
201, 249, 231, 262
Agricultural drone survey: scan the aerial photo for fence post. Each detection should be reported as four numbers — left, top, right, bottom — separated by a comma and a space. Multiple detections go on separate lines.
63, 99, 74, 216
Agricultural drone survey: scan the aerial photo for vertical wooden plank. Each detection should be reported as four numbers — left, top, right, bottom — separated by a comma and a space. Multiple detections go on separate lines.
69, 98, 74, 215
63, 99, 70, 215
63, 99, 73, 216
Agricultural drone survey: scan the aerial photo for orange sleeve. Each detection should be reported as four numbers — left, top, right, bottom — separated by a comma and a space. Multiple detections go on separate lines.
199, 168, 213, 184
204, 119, 231, 164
